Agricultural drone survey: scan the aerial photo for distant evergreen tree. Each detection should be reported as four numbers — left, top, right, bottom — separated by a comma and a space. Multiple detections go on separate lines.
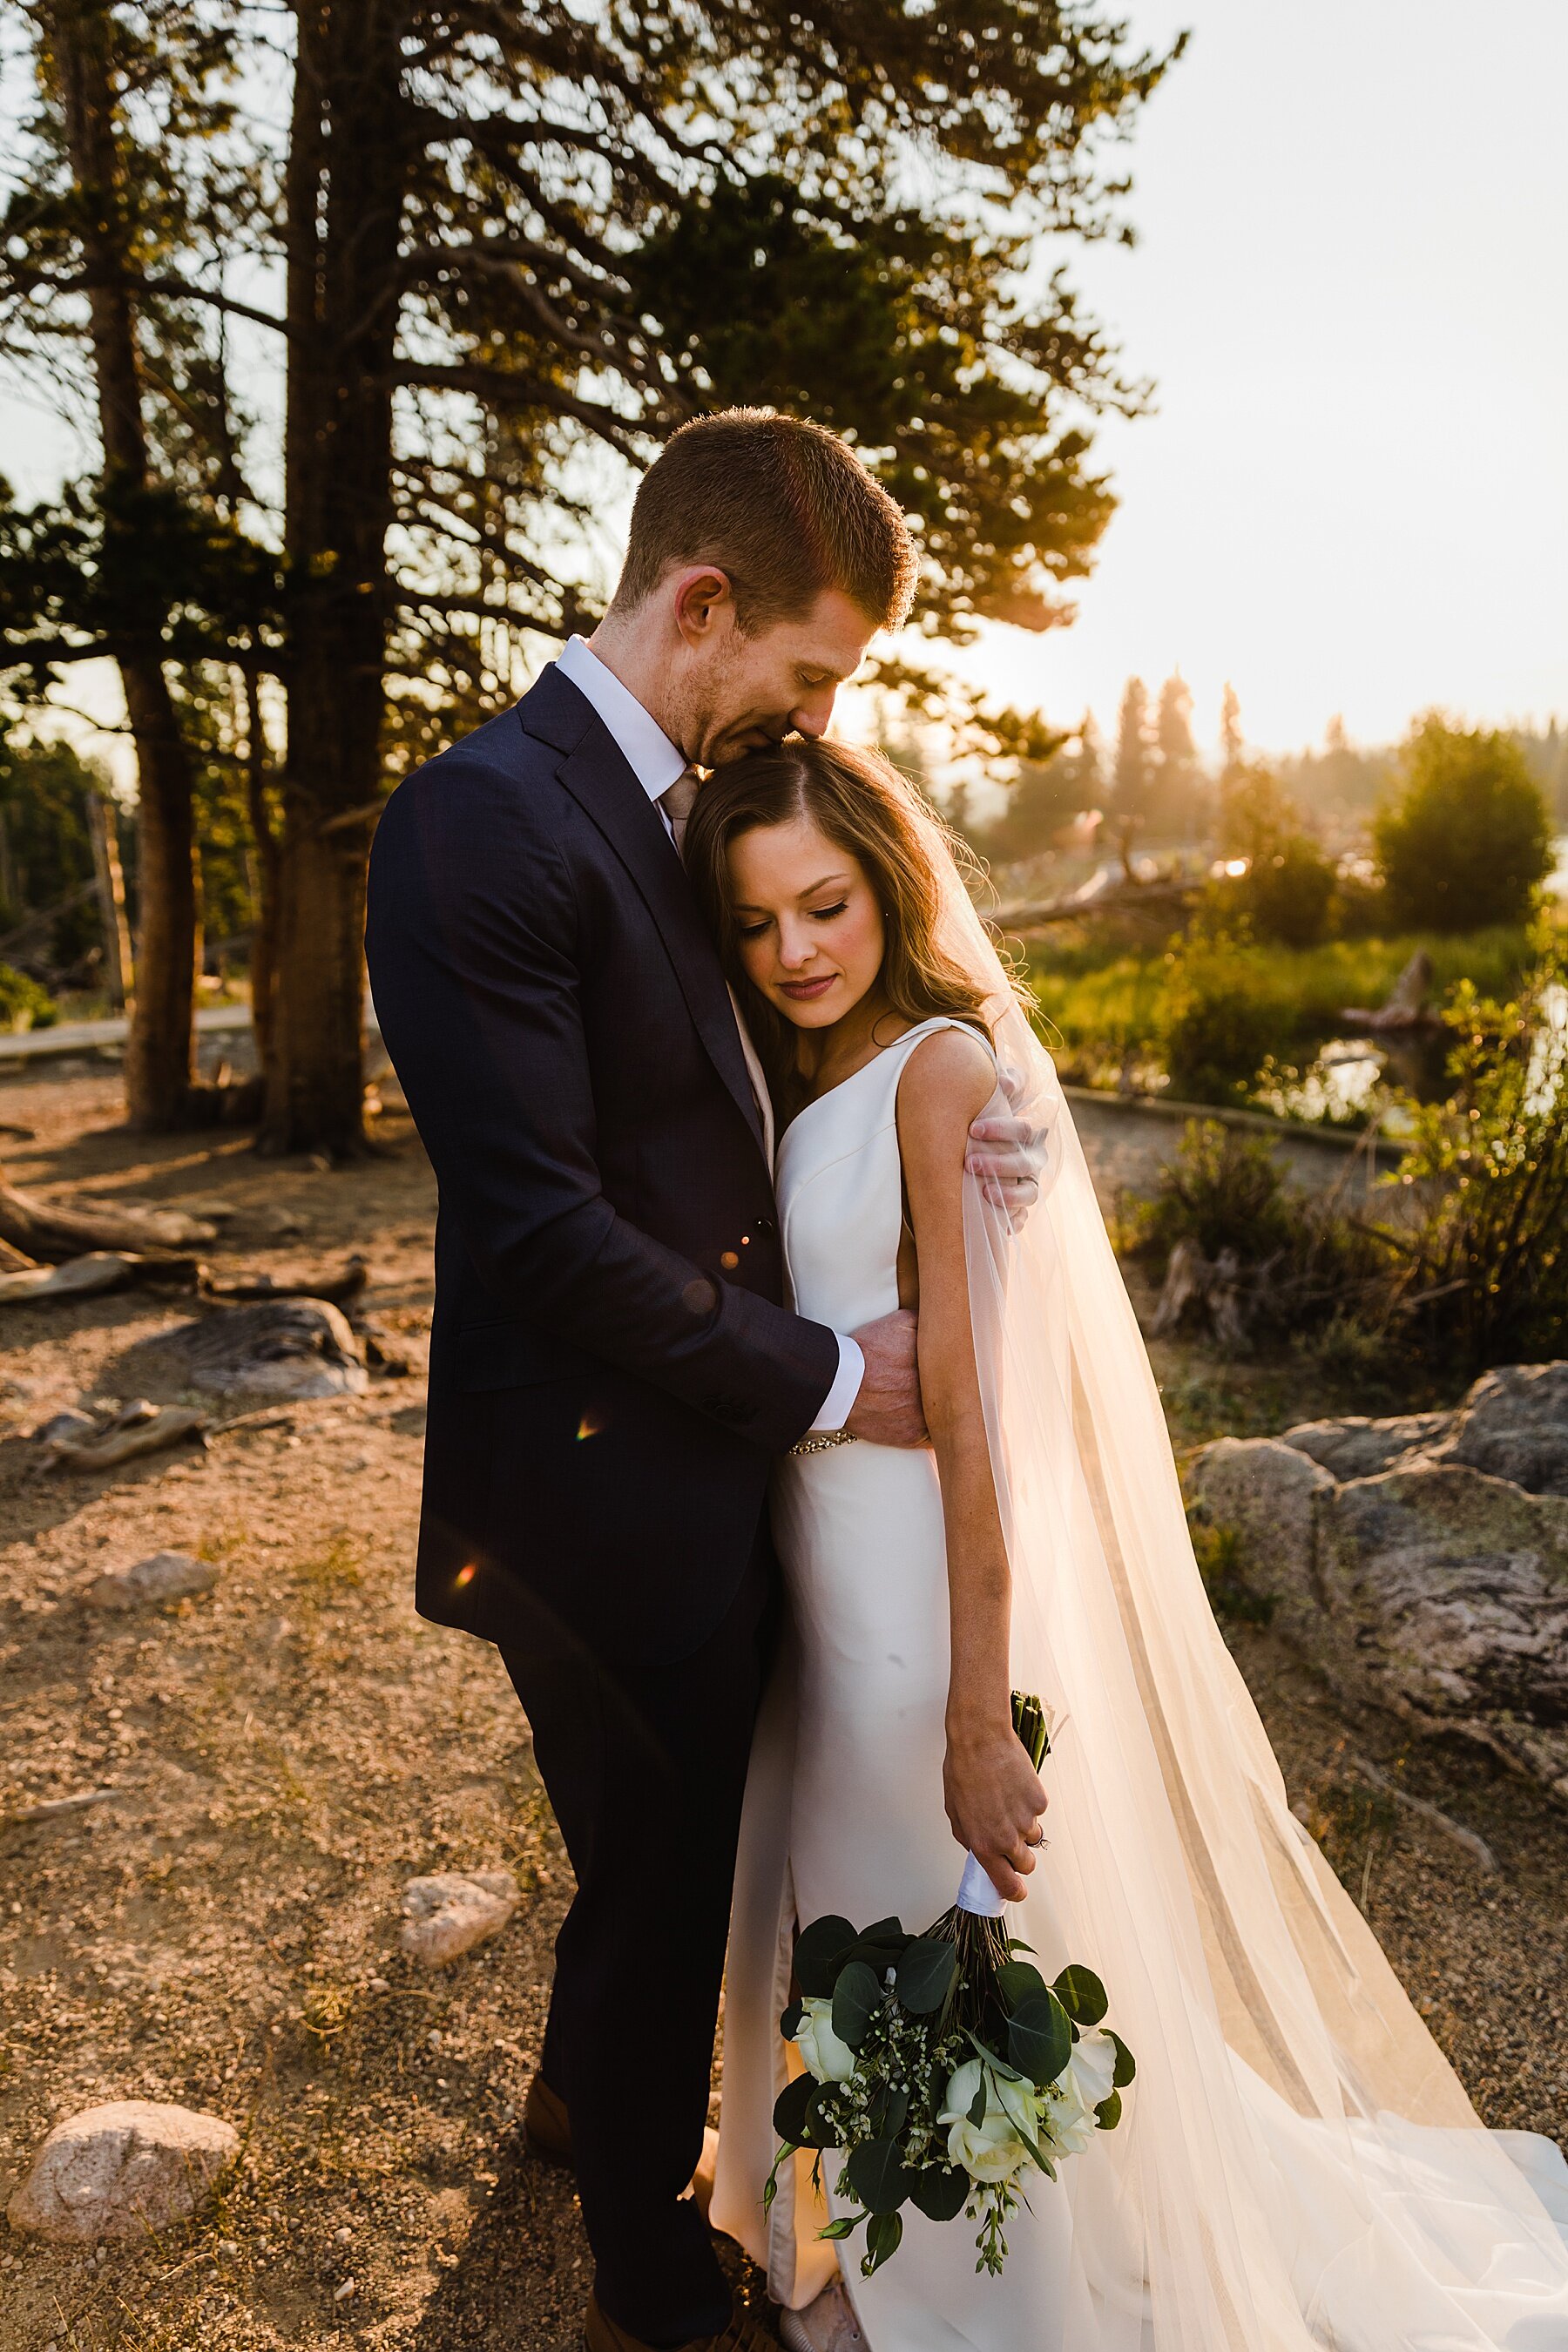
1110, 676, 1155, 872
1219, 681, 1244, 774
985, 712, 1102, 864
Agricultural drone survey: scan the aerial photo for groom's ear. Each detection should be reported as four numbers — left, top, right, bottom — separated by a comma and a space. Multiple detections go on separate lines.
672, 565, 739, 648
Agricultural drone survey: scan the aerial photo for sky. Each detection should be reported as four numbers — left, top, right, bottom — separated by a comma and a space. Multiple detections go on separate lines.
2, 1, 1565, 774
949, 0, 1568, 762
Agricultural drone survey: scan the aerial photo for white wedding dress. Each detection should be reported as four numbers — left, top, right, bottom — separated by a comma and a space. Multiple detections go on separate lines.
710, 1001, 1568, 2350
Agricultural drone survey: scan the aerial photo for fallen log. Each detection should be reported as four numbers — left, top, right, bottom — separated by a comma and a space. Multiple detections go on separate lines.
0, 1162, 219, 1263
199, 1255, 369, 1309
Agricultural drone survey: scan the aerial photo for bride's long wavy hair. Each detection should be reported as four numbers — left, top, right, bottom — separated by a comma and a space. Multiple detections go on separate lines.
684, 737, 993, 1111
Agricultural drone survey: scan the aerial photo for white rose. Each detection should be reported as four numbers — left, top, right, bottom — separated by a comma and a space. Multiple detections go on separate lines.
1044, 2030, 1118, 2158
792, 1996, 856, 2085
939, 2058, 1040, 2185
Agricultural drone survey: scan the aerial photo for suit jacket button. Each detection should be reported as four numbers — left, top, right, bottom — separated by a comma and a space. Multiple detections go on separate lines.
754, 1215, 776, 1235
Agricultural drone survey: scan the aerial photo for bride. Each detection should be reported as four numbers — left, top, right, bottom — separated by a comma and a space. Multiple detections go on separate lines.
683, 739, 1568, 2352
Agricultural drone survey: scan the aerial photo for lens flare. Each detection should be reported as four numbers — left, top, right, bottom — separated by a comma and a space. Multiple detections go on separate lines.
577, 1409, 605, 1441
454, 1561, 476, 1589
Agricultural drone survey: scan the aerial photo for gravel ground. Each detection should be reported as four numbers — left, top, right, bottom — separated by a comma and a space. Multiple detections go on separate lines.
0, 1065, 1561, 2351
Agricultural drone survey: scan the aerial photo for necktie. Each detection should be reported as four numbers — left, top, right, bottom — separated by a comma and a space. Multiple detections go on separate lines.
659, 767, 700, 856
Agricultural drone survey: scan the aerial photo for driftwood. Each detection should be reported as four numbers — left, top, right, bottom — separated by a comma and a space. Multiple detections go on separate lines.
1150, 1238, 1258, 1352
43, 1400, 209, 1473
0, 1252, 202, 1305
108, 1298, 368, 1402
0, 1162, 218, 1264
1342, 949, 1441, 1034
991, 876, 1197, 934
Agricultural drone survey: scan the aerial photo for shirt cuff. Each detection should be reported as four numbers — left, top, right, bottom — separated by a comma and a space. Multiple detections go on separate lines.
809, 1334, 865, 1433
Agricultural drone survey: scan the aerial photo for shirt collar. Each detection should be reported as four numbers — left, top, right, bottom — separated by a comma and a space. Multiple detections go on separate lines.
555, 635, 687, 806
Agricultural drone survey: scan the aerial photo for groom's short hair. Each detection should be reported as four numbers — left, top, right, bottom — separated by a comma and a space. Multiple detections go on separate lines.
613, 409, 917, 634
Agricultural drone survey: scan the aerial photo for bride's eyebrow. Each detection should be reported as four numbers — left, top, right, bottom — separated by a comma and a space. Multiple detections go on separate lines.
798, 872, 853, 898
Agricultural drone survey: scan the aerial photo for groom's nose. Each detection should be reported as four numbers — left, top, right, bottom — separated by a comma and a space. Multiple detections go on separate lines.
790, 686, 837, 738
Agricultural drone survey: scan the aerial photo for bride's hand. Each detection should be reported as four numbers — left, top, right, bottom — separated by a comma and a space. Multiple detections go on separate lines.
943, 1715, 1048, 1904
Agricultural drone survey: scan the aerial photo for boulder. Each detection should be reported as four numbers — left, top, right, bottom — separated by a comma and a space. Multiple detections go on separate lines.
1192, 1363, 1568, 1801
399, 1869, 520, 1967
83, 1551, 218, 1611
7, 2101, 238, 2242
1281, 1411, 1452, 1483
1448, 1363, 1568, 1497
1186, 1436, 1335, 1628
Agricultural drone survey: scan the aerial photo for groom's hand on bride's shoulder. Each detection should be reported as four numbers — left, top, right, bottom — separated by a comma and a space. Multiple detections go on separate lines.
843, 1308, 928, 1448
965, 1063, 1049, 1232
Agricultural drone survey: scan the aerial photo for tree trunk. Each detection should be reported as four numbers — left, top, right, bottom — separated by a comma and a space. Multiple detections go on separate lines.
47, 0, 199, 1127
84, 787, 132, 1006
242, 660, 280, 1070
260, 0, 402, 1156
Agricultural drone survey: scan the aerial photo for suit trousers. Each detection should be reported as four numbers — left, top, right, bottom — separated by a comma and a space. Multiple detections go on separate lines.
502, 1527, 778, 2345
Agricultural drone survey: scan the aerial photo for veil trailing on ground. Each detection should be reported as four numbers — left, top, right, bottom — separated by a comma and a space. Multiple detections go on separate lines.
935, 814, 1568, 2349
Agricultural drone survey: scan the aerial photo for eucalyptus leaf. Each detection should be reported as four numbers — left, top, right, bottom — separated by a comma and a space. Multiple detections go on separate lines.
862, 2209, 903, 2276
1096, 2089, 1123, 2132
794, 1914, 856, 1998
1008, 1990, 1072, 2090
911, 2164, 970, 2223
868, 2084, 909, 2140
845, 2138, 918, 2216
967, 2073, 988, 2129
804, 2085, 844, 2148
773, 2072, 815, 2148
831, 1959, 882, 2049
964, 2029, 1024, 2083
997, 1960, 1047, 2011
896, 1936, 958, 2015
1106, 2029, 1137, 2088
1052, 1963, 1108, 2027
858, 1916, 908, 1947
780, 1999, 804, 2040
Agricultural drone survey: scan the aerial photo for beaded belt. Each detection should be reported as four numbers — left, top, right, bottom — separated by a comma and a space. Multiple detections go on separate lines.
787, 1429, 858, 1458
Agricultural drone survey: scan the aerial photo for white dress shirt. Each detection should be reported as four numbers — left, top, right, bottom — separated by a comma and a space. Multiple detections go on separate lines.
552, 636, 865, 1432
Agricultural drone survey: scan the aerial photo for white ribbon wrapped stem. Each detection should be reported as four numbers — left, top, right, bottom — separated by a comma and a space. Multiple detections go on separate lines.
956, 1849, 1006, 1918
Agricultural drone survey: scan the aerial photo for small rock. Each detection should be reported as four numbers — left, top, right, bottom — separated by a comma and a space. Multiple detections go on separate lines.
399, 1869, 520, 1967
258, 1204, 305, 1239
82, 1551, 218, 1612
30, 1408, 98, 1445
7, 2101, 238, 2243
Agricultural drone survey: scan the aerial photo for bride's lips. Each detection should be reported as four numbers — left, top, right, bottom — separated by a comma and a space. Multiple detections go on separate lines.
778, 975, 836, 1003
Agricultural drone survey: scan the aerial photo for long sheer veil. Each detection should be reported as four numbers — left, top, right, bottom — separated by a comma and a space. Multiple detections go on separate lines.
933, 811, 1568, 2349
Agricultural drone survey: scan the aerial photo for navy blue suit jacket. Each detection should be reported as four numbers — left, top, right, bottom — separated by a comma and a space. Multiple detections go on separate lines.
365, 666, 840, 1661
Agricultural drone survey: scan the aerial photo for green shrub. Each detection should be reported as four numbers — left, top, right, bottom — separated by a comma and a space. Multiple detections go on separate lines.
1238, 835, 1336, 949
1215, 763, 1336, 948
1391, 923, 1568, 1366
1158, 928, 1279, 1104
0, 963, 57, 1031
1375, 716, 1552, 932
1139, 1120, 1297, 1263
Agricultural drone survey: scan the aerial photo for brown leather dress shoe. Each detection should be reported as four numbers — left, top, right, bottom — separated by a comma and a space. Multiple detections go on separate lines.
524, 2076, 720, 2227
584, 2290, 777, 2352
523, 2072, 574, 2166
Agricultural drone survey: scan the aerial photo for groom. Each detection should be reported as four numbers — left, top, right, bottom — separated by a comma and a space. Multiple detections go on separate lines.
366, 410, 1039, 2352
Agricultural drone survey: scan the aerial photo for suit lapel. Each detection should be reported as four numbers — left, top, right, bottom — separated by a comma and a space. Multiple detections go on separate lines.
517, 671, 769, 1165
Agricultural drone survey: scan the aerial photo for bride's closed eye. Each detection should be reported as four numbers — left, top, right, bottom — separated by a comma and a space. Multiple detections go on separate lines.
734, 901, 848, 938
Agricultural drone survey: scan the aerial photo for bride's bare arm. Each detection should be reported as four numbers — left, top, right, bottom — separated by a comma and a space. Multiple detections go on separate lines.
896, 1029, 1048, 1903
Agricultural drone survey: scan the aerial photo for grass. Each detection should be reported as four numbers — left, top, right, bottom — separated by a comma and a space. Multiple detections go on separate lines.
1024, 923, 1535, 1085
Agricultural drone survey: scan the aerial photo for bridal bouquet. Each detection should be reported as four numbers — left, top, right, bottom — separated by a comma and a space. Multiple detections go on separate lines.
766, 1692, 1133, 2279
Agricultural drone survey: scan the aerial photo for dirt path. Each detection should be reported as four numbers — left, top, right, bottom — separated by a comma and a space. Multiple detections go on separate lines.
0, 1069, 1562, 2350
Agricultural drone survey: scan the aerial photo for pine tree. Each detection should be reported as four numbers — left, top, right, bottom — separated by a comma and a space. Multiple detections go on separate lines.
4, 0, 1183, 1150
